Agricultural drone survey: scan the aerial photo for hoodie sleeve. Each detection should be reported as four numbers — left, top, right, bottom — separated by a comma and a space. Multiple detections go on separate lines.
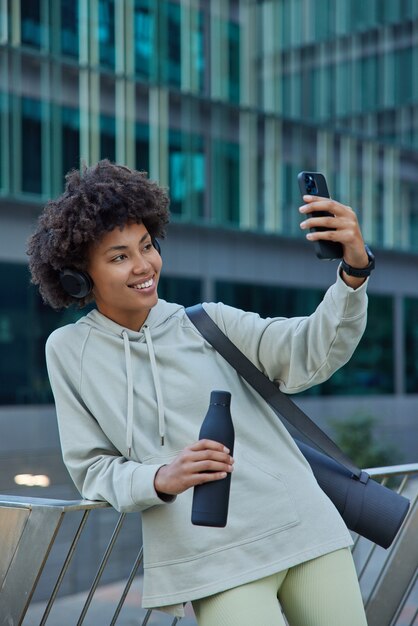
204, 271, 368, 394
46, 327, 174, 513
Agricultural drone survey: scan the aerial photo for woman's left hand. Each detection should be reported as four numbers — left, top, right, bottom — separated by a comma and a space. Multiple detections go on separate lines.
299, 195, 369, 288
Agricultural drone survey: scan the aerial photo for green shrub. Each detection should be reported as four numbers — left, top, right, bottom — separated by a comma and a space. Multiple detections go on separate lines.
328, 412, 401, 469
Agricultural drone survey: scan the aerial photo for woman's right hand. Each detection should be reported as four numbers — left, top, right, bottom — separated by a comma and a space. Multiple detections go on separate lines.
153, 439, 234, 496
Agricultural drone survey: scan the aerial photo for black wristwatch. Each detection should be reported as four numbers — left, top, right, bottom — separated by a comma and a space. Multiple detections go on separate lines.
340, 245, 375, 278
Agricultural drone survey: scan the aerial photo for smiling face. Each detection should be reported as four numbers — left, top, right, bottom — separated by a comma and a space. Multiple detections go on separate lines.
87, 222, 162, 330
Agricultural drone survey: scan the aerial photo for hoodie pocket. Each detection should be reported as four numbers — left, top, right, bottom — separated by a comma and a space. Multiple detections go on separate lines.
142, 442, 300, 566
227, 445, 300, 540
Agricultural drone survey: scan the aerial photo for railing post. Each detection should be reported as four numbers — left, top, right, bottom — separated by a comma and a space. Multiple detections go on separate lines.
0, 502, 64, 625
365, 496, 418, 626
0, 496, 108, 626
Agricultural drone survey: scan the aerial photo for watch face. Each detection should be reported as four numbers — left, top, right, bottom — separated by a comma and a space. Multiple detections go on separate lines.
364, 244, 375, 263
364, 246, 375, 272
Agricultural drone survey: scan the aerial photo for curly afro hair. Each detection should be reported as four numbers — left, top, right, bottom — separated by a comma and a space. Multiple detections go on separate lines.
27, 160, 170, 309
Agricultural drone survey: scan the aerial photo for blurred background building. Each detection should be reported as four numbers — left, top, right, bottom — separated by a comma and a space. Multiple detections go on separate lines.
1, 0, 418, 503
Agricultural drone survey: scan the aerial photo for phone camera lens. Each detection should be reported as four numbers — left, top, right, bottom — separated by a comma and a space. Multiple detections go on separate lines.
304, 174, 317, 195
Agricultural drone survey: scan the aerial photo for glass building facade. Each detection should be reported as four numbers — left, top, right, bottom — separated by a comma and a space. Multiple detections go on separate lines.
1, 0, 418, 406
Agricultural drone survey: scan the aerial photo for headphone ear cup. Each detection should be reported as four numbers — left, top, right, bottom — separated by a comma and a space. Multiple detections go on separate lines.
60, 269, 93, 299
152, 238, 161, 255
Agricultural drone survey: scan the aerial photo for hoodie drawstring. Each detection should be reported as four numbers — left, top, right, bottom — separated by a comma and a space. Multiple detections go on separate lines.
122, 326, 166, 455
143, 325, 166, 446
122, 330, 134, 457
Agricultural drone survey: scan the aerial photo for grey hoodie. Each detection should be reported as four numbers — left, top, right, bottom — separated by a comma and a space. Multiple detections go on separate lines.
46, 273, 367, 614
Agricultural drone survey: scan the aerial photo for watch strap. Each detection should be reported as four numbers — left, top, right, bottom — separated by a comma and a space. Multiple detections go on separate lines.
340, 245, 375, 277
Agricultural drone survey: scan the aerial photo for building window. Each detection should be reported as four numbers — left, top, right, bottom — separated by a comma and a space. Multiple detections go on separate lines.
405, 297, 418, 392
61, 0, 79, 58
0, 91, 7, 192
98, 0, 115, 70
211, 138, 240, 225
100, 114, 116, 162
134, 0, 153, 80
20, 0, 43, 48
62, 106, 80, 183
166, 1, 181, 87
216, 280, 323, 322
0, 263, 86, 405
228, 20, 240, 104
21, 97, 42, 194
169, 128, 205, 219
360, 54, 378, 112
194, 8, 205, 93
136, 122, 150, 173
395, 47, 413, 106
159, 276, 201, 307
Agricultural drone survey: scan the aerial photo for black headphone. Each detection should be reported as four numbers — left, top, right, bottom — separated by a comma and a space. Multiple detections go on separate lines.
59, 238, 161, 299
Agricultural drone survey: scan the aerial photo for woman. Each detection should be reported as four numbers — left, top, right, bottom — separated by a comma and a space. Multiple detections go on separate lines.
28, 160, 371, 625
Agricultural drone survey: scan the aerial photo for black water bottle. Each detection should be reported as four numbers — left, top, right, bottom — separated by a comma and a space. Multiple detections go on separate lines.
191, 390, 235, 527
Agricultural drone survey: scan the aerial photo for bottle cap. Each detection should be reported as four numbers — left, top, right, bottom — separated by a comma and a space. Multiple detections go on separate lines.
210, 390, 231, 406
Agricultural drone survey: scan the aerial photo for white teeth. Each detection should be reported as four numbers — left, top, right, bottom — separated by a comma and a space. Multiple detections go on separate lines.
132, 279, 153, 290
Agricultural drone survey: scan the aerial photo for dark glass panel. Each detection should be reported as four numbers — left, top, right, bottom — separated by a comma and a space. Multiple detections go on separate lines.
395, 47, 413, 106
158, 276, 202, 308
0, 91, 7, 190
215, 280, 323, 319
169, 128, 205, 218
0, 263, 91, 405
0, 264, 32, 403
21, 97, 42, 194
195, 9, 205, 93
212, 139, 239, 225
168, 129, 182, 215
135, 122, 150, 173
166, 1, 181, 87
98, 0, 115, 69
405, 297, 418, 392
347, 0, 370, 33
20, 0, 42, 48
360, 55, 378, 111
314, 0, 334, 41
62, 107, 80, 183
61, 0, 79, 58
134, 0, 153, 80
100, 114, 116, 161
228, 21, 240, 103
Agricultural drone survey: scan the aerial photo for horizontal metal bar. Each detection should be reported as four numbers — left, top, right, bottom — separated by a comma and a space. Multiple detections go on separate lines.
364, 463, 418, 478
0, 495, 110, 512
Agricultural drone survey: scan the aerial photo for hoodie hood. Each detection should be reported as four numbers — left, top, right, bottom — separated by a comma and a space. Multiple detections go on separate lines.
78, 300, 184, 455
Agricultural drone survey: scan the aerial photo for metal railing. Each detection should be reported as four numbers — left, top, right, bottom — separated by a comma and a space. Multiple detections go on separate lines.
352, 463, 418, 626
0, 463, 417, 626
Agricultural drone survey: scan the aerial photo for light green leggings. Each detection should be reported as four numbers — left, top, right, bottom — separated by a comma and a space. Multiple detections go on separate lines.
192, 548, 368, 626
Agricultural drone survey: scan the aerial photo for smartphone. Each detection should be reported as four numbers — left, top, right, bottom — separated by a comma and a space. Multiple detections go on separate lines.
297, 171, 343, 260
